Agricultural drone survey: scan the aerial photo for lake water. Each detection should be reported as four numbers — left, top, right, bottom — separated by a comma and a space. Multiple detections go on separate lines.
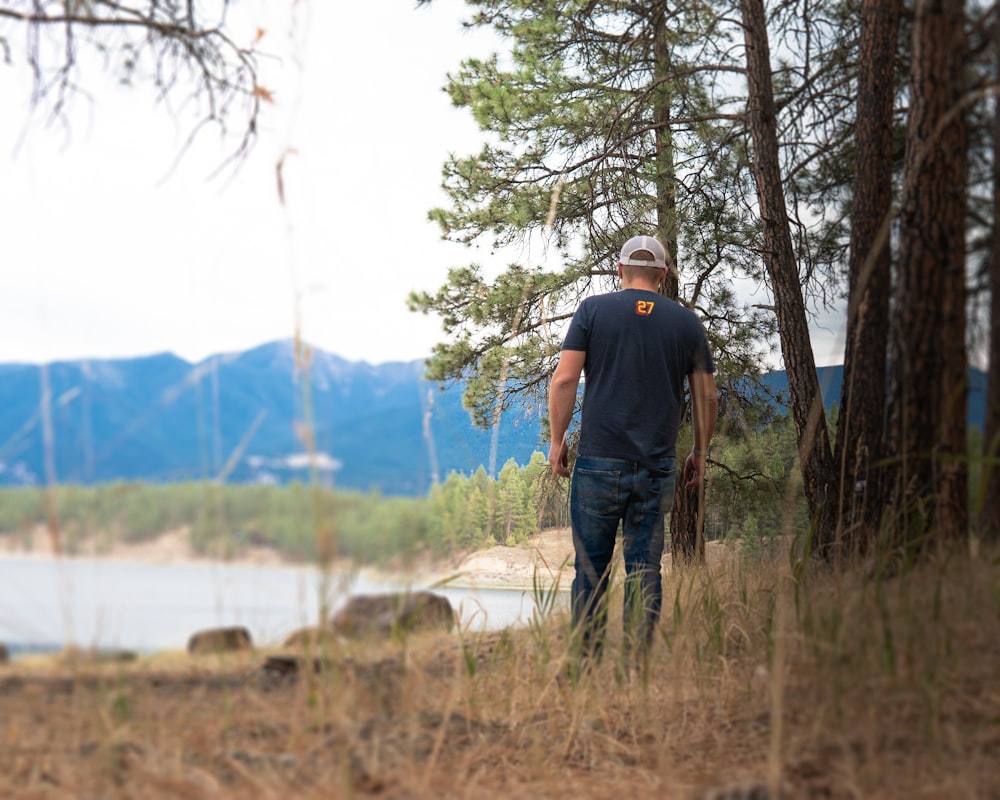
0, 556, 568, 659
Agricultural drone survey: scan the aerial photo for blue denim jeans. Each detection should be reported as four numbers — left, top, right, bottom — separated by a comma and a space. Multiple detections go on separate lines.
569, 455, 676, 664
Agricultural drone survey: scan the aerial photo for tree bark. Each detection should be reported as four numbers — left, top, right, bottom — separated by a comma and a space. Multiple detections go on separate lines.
671, 482, 705, 565
885, 0, 969, 552
740, 0, 839, 556
834, 0, 901, 560
650, 4, 706, 564
978, 22, 1000, 544
654, 5, 680, 301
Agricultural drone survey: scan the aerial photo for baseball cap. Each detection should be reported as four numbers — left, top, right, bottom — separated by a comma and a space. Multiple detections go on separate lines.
618, 235, 667, 268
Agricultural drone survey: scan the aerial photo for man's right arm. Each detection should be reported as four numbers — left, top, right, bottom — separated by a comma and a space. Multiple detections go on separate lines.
548, 349, 586, 477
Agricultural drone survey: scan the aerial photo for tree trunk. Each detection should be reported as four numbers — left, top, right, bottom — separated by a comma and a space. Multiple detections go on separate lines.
654, 6, 680, 301
977, 22, 1000, 544
740, 0, 839, 556
884, 0, 968, 552
670, 482, 705, 565
834, 0, 900, 560
651, 5, 705, 564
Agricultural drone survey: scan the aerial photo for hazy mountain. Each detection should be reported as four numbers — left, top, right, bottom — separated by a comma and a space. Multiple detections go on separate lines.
0, 340, 545, 496
0, 344, 987, 496
759, 364, 988, 431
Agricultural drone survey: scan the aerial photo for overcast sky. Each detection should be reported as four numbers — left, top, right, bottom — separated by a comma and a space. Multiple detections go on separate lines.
0, 1, 846, 369
0, 0, 508, 367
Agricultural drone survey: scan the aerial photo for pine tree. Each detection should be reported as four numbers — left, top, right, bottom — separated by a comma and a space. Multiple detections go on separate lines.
884, 0, 970, 553
497, 458, 535, 544
410, 0, 774, 558
469, 466, 497, 545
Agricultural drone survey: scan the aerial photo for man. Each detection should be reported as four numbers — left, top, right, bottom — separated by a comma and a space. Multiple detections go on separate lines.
548, 234, 718, 673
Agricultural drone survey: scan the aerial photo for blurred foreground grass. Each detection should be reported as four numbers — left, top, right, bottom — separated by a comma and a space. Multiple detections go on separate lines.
2, 540, 998, 799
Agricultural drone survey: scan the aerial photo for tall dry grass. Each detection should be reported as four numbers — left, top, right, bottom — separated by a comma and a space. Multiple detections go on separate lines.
1, 538, 997, 799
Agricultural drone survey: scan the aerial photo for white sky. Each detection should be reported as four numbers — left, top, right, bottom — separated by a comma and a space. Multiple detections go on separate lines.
0, 0, 846, 369
0, 0, 508, 367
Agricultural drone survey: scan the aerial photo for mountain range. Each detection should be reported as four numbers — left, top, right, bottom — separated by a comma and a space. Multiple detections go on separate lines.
0, 340, 544, 496
761, 364, 988, 437
0, 341, 988, 496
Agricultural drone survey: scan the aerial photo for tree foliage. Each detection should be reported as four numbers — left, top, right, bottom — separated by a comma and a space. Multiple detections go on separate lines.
411, 0, 867, 561
413, 0, 1000, 565
409, 0, 777, 428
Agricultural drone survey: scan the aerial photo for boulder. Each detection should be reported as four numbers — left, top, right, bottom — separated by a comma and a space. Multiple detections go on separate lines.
282, 626, 340, 649
331, 591, 455, 638
187, 625, 253, 655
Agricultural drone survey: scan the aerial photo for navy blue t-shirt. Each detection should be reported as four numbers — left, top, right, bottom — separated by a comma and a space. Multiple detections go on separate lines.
562, 289, 715, 465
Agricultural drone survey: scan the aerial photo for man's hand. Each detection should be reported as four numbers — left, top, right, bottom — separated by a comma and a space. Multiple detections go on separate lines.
683, 451, 707, 489
549, 439, 570, 477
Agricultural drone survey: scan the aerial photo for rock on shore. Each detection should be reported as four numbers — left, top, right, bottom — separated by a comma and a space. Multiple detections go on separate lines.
450, 529, 575, 589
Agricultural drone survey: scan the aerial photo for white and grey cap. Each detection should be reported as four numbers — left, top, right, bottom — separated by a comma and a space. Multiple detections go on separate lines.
618, 235, 667, 268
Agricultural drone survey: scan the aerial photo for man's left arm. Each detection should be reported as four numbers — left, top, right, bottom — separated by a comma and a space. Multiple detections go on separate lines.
683, 371, 719, 488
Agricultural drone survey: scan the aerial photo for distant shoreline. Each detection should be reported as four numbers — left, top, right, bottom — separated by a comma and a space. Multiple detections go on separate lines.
0, 525, 579, 592
1, 527, 737, 591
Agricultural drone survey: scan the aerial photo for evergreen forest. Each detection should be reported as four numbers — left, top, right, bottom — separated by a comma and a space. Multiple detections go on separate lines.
1, 412, 991, 568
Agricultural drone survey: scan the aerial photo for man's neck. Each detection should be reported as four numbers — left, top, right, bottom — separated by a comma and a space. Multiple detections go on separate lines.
620, 279, 660, 292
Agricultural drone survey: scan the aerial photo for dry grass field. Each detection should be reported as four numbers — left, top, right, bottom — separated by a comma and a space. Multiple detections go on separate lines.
2, 537, 998, 799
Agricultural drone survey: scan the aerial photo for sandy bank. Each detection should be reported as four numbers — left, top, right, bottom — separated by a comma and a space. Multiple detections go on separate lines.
443, 528, 576, 590
2, 525, 297, 569
1, 524, 575, 589
2, 525, 735, 592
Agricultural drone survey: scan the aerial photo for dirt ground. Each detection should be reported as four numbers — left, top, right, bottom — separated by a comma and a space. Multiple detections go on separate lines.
2, 535, 999, 799
0, 635, 759, 800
